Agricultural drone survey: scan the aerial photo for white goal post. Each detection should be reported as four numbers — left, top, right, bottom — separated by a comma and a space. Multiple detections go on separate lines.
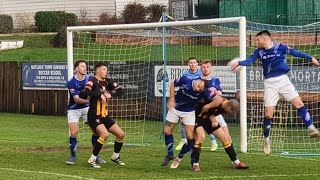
66, 17, 248, 152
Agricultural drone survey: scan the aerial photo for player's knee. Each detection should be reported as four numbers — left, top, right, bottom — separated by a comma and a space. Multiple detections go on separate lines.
265, 114, 273, 119
100, 132, 109, 140
69, 129, 78, 138
264, 110, 273, 119
163, 128, 172, 136
117, 131, 125, 140
196, 134, 205, 144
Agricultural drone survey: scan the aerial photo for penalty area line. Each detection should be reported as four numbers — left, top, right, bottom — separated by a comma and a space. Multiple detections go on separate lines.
0, 167, 98, 180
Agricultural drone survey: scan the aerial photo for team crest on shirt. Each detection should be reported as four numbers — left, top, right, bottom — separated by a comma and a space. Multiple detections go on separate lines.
95, 119, 100, 123
70, 88, 75, 93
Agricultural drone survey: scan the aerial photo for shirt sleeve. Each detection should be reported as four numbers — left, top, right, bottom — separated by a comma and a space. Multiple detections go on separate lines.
238, 49, 260, 66
214, 78, 222, 92
83, 77, 102, 98
174, 76, 187, 87
282, 44, 312, 60
68, 80, 79, 98
106, 78, 124, 97
203, 89, 216, 101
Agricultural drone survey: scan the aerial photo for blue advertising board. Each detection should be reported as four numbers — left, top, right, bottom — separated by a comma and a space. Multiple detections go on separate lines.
22, 62, 68, 90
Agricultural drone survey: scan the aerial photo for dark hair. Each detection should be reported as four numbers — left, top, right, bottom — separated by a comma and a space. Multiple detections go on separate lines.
256, 30, 271, 37
94, 62, 107, 71
188, 57, 198, 62
200, 59, 212, 65
74, 60, 86, 69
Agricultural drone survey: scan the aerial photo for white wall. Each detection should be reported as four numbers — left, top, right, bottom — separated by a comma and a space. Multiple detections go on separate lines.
115, 0, 168, 16
0, 0, 116, 29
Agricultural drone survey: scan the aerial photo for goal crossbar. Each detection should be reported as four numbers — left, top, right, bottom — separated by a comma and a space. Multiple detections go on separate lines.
67, 17, 246, 31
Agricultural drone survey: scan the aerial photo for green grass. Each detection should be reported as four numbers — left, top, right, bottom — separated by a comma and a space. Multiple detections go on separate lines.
1, 34, 320, 62
0, 113, 320, 180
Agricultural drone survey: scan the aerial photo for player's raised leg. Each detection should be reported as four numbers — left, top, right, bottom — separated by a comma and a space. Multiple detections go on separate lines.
291, 96, 320, 137
279, 76, 320, 138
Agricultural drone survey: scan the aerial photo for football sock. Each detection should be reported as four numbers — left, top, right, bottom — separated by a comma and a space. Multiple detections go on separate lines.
165, 134, 174, 157
69, 137, 77, 157
263, 118, 272, 138
181, 126, 187, 142
210, 134, 216, 143
224, 142, 237, 162
91, 135, 98, 147
114, 138, 123, 156
297, 106, 313, 127
192, 140, 202, 163
178, 139, 195, 158
93, 137, 104, 156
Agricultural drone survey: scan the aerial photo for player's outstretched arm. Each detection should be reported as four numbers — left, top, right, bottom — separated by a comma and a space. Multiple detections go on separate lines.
286, 47, 320, 66
231, 49, 259, 71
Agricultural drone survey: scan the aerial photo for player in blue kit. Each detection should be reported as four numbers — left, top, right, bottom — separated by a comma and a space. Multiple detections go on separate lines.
170, 60, 245, 171
161, 76, 224, 166
66, 60, 106, 165
176, 57, 219, 152
231, 30, 320, 155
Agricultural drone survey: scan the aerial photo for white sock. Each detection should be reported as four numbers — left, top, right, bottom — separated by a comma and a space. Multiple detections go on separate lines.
193, 163, 199, 166
90, 154, 97, 161
233, 159, 240, 165
181, 138, 187, 143
264, 137, 270, 142
111, 152, 119, 160
308, 125, 316, 130
211, 140, 217, 144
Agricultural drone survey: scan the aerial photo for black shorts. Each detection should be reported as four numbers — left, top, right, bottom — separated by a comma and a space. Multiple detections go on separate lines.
88, 113, 116, 132
195, 117, 221, 135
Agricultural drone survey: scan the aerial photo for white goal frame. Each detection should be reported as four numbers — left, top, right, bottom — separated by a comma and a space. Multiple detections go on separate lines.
66, 17, 248, 152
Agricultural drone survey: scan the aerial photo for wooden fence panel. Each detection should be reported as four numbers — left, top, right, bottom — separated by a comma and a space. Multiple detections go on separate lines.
0, 62, 19, 113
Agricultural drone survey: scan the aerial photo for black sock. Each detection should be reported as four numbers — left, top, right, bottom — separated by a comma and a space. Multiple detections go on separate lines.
224, 143, 237, 162
93, 137, 104, 156
114, 139, 123, 153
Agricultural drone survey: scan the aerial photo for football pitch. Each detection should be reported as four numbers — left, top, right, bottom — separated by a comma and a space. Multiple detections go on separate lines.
0, 113, 320, 180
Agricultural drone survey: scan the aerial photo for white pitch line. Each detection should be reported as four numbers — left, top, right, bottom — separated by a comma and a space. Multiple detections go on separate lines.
160, 173, 320, 180
0, 167, 98, 180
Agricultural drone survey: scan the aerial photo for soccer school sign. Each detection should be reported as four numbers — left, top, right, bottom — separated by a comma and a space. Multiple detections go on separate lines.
22, 62, 68, 90
154, 66, 237, 97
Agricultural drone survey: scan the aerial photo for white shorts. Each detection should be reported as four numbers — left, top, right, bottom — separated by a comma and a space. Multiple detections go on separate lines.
67, 107, 89, 124
216, 115, 227, 128
264, 74, 299, 107
166, 108, 195, 125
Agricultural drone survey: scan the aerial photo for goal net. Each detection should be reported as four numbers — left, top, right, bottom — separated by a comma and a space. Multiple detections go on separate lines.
67, 17, 247, 148
246, 22, 320, 154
